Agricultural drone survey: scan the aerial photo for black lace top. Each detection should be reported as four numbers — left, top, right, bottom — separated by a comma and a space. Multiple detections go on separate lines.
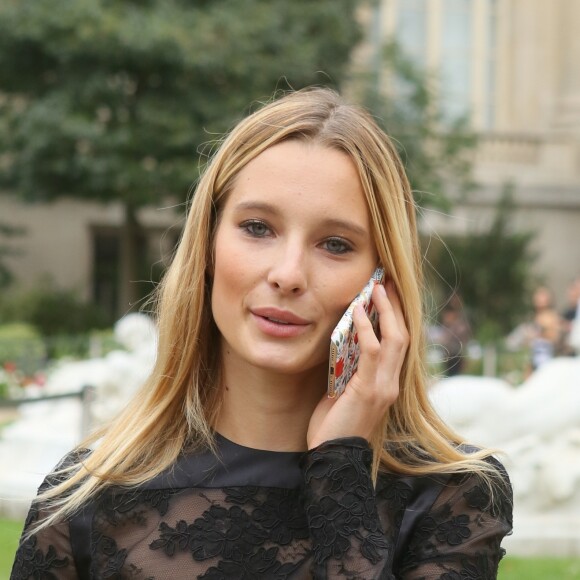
11, 435, 512, 579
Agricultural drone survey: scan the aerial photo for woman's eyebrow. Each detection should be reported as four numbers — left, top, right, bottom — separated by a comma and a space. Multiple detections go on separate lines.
233, 201, 368, 238
234, 201, 280, 215
321, 218, 368, 238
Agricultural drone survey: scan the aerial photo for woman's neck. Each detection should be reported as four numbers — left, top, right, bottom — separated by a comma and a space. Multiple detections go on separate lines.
214, 352, 327, 452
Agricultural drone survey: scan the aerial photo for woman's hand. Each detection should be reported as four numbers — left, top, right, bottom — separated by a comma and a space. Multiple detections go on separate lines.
307, 281, 410, 449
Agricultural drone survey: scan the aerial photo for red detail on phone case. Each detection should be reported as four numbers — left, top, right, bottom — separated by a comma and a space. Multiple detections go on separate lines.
335, 357, 344, 378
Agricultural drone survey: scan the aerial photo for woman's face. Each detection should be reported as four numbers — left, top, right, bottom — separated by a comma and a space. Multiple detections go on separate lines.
211, 140, 378, 377
533, 287, 552, 310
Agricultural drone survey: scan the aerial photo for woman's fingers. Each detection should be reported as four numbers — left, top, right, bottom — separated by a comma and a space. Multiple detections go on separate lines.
377, 282, 409, 355
347, 282, 409, 406
349, 303, 381, 388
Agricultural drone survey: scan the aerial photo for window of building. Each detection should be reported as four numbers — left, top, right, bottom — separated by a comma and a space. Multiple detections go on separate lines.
92, 228, 121, 322
440, 0, 473, 121
484, 0, 497, 129
389, 0, 498, 128
91, 226, 179, 322
397, 0, 428, 66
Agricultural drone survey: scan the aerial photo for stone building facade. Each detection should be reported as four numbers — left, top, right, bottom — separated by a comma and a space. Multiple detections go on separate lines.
362, 0, 580, 306
0, 196, 180, 320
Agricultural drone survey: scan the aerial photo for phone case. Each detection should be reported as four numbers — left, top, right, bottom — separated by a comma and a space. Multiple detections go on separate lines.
328, 267, 384, 398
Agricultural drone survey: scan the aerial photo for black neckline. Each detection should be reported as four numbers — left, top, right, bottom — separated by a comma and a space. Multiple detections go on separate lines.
214, 431, 307, 457
140, 432, 305, 491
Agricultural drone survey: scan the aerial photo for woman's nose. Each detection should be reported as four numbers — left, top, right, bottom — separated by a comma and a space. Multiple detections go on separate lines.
266, 244, 308, 294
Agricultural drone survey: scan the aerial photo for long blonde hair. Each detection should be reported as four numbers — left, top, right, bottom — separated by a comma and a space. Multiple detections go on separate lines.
35, 87, 500, 527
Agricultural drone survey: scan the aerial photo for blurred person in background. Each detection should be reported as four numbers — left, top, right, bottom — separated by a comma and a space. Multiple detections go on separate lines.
438, 292, 472, 377
11, 88, 512, 579
524, 286, 563, 371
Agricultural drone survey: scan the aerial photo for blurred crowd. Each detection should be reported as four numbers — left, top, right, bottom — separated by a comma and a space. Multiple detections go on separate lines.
433, 277, 580, 378
436, 293, 473, 377
507, 278, 580, 374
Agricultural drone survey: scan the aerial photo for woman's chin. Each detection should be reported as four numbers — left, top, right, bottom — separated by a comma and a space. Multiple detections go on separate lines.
248, 351, 327, 378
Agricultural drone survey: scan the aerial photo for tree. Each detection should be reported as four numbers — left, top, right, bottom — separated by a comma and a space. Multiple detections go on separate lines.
430, 187, 538, 343
357, 42, 477, 210
0, 221, 23, 289
0, 0, 361, 316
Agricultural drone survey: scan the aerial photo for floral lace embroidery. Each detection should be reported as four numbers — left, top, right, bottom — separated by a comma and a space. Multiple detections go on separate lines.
10, 536, 69, 580
149, 487, 311, 577
302, 440, 393, 577
11, 439, 512, 579
199, 546, 304, 580
99, 488, 179, 526
91, 530, 128, 577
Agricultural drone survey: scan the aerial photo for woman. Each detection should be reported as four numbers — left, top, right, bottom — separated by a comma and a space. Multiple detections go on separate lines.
12, 88, 512, 579
525, 286, 563, 372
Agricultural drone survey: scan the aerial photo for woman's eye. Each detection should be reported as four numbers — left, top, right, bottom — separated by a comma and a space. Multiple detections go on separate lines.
241, 220, 271, 237
323, 237, 353, 255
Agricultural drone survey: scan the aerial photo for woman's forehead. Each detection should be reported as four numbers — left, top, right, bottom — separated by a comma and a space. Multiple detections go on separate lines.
222, 141, 372, 226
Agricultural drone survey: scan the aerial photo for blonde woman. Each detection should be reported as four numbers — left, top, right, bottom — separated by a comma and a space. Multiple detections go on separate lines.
11, 88, 512, 579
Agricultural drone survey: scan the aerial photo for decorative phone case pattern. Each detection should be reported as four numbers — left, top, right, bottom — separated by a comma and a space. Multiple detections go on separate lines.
328, 269, 383, 398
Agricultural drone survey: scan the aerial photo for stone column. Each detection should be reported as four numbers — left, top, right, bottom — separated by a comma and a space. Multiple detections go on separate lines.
552, 0, 580, 131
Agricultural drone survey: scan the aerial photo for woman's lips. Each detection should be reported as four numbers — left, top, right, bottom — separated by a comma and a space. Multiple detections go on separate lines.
251, 307, 311, 338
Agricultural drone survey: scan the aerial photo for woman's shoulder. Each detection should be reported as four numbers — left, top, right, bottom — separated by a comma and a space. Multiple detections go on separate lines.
376, 447, 513, 572
376, 444, 512, 516
40, 447, 92, 492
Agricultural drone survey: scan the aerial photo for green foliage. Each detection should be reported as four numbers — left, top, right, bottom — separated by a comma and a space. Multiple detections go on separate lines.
0, 0, 361, 313
0, 222, 25, 290
0, 0, 361, 205
358, 42, 477, 210
0, 293, 117, 375
0, 284, 111, 336
430, 187, 537, 343
0, 323, 46, 375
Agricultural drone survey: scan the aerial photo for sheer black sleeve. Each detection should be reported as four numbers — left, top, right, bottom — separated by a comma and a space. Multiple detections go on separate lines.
397, 456, 513, 579
10, 451, 88, 580
301, 438, 512, 580
301, 438, 396, 579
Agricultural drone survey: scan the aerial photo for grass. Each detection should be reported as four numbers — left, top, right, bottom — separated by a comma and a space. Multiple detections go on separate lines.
1, 518, 579, 578
0, 519, 23, 578
499, 556, 580, 579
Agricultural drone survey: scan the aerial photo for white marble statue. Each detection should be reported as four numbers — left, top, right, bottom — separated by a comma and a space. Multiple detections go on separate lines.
429, 356, 580, 555
0, 313, 157, 518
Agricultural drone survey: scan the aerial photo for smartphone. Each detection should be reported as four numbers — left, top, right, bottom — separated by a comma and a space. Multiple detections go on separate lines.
328, 267, 385, 398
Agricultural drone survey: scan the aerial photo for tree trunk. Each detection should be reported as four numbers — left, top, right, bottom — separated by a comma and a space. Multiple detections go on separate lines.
117, 203, 143, 319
